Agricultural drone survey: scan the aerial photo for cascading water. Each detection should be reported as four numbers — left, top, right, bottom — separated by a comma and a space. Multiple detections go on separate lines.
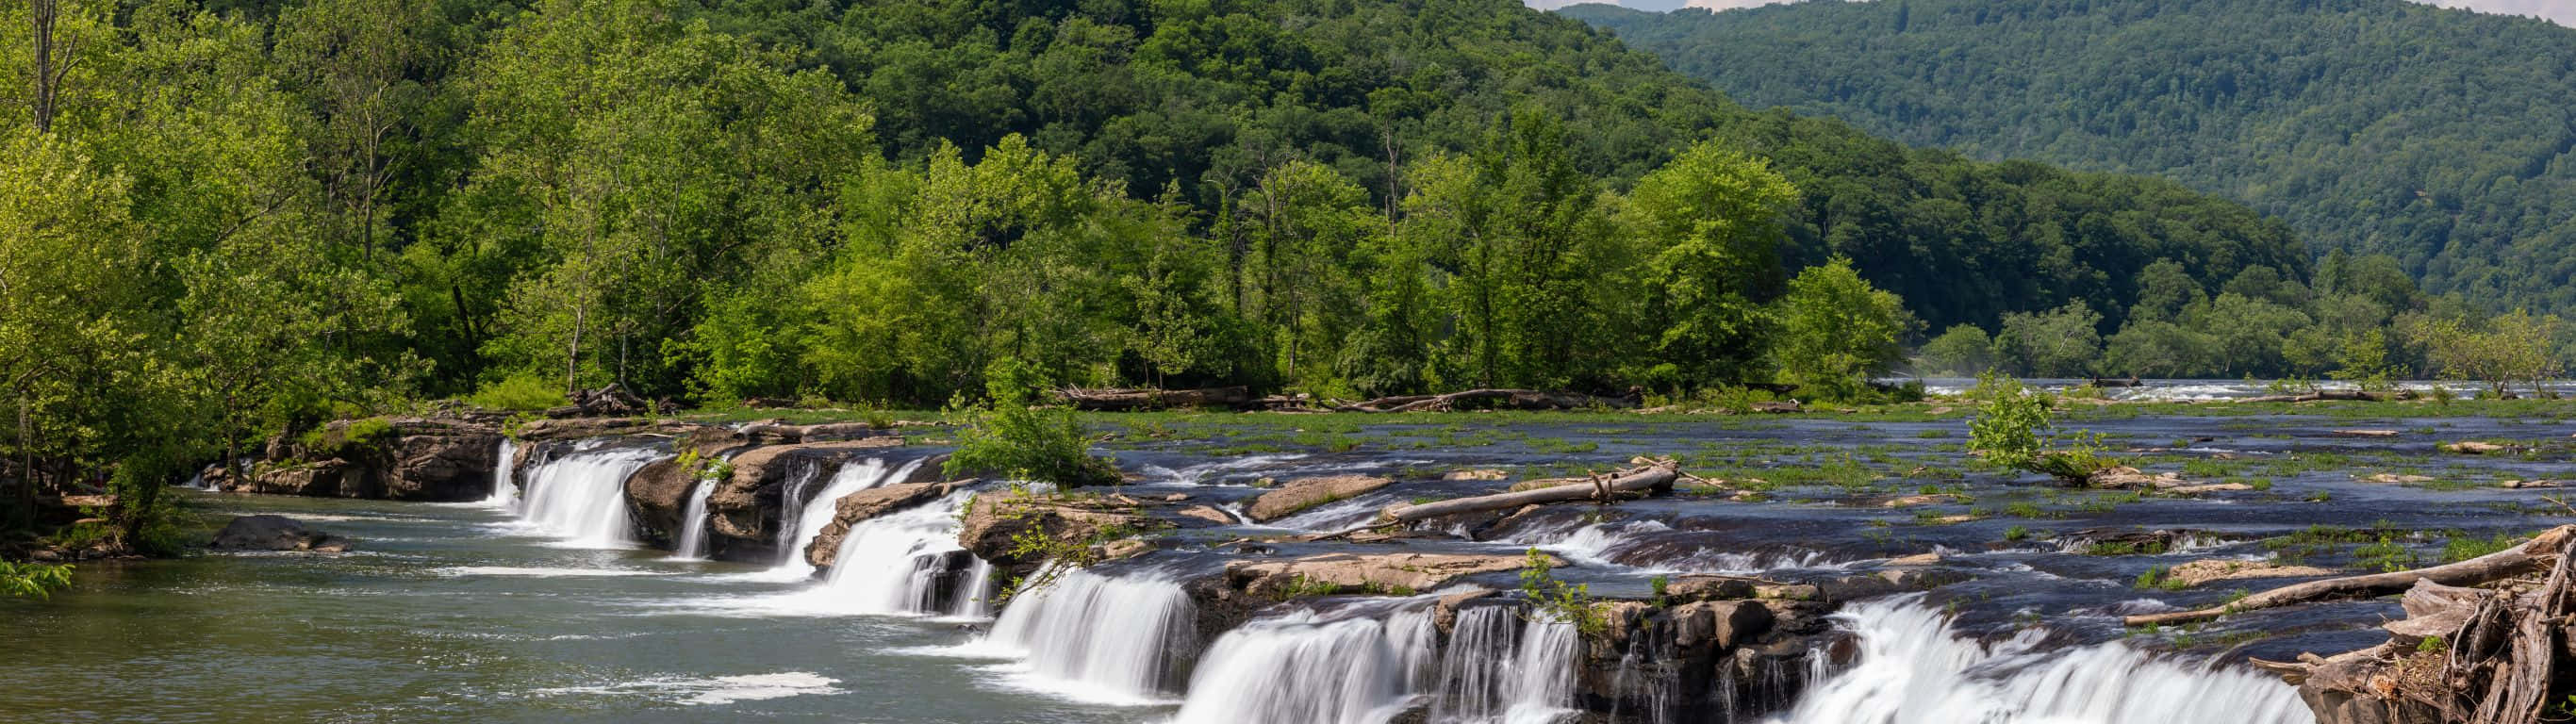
1766, 597, 2314, 724
483, 438, 519, 509
1170, 603, 1439, 724
515, 446, 667, 547
975, 568, 1197, 703
1430, 606, 1579, 724
772, 458, 921, 576
671, 476, 718, 560
814, 489, 982, 616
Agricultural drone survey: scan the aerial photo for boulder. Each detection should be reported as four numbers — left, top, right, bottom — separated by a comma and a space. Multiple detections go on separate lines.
957, 493, 1166, 580
1226, 551, 1550, 597
241, 417, 502, 502
805, 481, 966, 570
209, 515, 354, 552
703, 442, 927, 561
1245, 474, 1394, 522
2442, 440, 2508, 454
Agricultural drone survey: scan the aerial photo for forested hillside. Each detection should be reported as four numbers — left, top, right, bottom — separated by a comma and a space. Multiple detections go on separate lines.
6, 0, 2329, 512
1567, 0, 2576, 317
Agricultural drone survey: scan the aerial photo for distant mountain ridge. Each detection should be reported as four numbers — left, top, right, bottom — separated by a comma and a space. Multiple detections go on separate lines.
1566, 0, 2576, 314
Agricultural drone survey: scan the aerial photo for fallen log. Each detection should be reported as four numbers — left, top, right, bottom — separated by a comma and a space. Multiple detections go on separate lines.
1056, 387, 1254, 411
1378, 458, 1678, 523
2236, 389, 2411, 403
2124, 524, 2576, 627
1337, 388, 1636, 413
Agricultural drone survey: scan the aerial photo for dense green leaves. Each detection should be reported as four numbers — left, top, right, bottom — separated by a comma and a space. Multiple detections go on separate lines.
1570, 0, 2576, 318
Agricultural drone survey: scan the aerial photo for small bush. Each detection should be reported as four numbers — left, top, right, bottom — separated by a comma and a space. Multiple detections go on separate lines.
1967, 372, 2119, 483
945, 358, 1120, 488
468, 372, 567, 412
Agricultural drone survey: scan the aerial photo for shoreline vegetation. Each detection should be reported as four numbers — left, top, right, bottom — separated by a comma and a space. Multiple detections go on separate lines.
3, 0, 2566, 578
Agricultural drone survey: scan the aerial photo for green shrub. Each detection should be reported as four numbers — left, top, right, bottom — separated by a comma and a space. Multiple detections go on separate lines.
468, 372, 567, 412
945, 358, 1120, 488
1966, 371, 2119, 483
1520, 548, 1604, 635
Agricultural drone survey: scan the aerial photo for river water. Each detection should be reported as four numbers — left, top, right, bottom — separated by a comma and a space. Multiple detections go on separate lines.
1, 492, 1153, 724
8, 406, 2575, 723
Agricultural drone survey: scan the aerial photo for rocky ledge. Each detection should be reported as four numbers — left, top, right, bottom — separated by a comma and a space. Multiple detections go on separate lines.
235, 417, 502, 502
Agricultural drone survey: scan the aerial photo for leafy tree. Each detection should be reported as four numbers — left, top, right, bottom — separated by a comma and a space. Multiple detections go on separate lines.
1914, 324, 1994, 376
1626, 140, 1801, 387
1995, 302, 2103, 378
1772, 256, 1913, 400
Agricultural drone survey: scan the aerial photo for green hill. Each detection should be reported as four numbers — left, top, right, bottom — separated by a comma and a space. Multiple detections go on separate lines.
1565, 0, 2576, 315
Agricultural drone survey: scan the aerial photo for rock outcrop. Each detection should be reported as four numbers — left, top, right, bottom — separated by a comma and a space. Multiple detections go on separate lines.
957, 493, 1168, 580
623, 438, 916, 562
1244, 474, 1392, 522
209, 515, 354, 552
1226, 551, 1550, 597
239, 417, 502, 502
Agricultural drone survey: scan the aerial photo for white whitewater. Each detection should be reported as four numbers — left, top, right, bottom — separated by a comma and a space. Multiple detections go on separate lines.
1767, 597, 2314, 724
1431, 606, 1579, 724
1171, 603, 1439, 724
815, 489, 979, 615
772, 458, 921, 576
516, 446, 667, 547
483, 438, 519, 508
671, 477, 718, 560
976, 568, 1197, 703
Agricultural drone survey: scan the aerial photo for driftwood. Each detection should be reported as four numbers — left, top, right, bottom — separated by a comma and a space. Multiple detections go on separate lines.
2237, 389, 2413, 403
1378, 458, 1678, 523
2125, 525, 2576, 627
2255, 545, 2576, 724
1056, 387, 1254, 411
1337, 388, 1636, 413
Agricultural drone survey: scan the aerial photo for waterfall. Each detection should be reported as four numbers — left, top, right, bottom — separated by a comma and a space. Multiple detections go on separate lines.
814, 489, 981, 615
772, 457, 922, 575
1766, 597, 2314, 724
949, 558, 997, 619
1430, 606, 1579, 724
671, 477, 718, 559
1504, 619, 1579, 724
516, 446, 667, 547
483, 437, 519, 509
978, 568, 1197, 702
1170, 603, 1439, 724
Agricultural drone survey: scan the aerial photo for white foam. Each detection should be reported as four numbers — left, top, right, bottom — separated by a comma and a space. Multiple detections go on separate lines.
532, 671, 841, 705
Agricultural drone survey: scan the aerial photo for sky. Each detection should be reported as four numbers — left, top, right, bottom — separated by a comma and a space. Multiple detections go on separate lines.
1527, 0, 2576, 27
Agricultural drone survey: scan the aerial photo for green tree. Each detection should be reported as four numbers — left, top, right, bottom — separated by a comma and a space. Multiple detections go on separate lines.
1915, 324, 1995, 376
1624, 140, 1800, 387
1773, 256, 1913, 400
1996, 302, 2103, 377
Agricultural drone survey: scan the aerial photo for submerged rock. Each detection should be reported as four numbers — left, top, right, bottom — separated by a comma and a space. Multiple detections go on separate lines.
209, 515, 354, 552
2163, 559, 2335, 587
1244, 474, 1392, 522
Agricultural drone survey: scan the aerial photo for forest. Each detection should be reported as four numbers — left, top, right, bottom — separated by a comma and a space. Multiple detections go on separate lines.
2, 0, 2549, 539
1567, 0, 2576, 321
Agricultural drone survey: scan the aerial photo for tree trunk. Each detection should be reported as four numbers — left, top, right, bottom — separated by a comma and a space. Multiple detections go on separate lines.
30, 0, 61, 135
1379, 459, 1677, 523
2125, 525, 2576, 627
